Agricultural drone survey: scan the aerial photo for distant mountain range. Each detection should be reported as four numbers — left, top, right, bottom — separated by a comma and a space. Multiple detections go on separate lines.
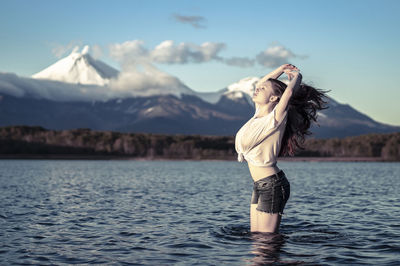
0, 46, 399, 138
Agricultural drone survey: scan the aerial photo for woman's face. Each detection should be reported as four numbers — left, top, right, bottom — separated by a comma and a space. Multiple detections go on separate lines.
252, 81, 274, 104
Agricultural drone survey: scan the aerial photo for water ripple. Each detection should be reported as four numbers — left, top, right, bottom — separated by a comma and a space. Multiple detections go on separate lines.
0, 160, 399, 265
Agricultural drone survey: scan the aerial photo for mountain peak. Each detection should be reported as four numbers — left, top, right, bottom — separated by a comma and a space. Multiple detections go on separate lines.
32, 45, 119, 86
81, 45, 89, 55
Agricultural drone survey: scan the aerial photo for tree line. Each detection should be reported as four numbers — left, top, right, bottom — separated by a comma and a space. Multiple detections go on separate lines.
0, 125, 399, 161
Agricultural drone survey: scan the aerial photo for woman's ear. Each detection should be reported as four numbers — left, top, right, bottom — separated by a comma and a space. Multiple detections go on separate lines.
269, 95, 279, 102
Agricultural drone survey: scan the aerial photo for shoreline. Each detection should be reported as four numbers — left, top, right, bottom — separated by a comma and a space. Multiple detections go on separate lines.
0, 154, 393, 162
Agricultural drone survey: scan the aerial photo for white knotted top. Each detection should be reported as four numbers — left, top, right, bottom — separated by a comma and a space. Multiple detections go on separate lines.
235, 104, 288, 167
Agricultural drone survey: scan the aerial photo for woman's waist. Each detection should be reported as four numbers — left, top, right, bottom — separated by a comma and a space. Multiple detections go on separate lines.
252, 170, 288, 189
247, 162, 281, 182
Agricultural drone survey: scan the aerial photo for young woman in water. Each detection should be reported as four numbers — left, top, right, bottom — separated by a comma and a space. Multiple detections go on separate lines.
235, 64, 328, 233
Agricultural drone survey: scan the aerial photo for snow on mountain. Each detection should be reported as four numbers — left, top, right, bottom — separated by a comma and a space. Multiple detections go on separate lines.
32, 46, 119, 86
227, 76, 259, 96
191, 77, 260, 104
190, 77, 261, 104
224, 76, 259, 105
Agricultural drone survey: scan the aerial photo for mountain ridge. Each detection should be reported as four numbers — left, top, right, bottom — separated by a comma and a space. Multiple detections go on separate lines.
1, 91, 399, 138
0, 46, 398, 138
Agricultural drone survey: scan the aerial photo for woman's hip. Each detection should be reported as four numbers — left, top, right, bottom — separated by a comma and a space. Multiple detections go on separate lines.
251, 170, 290, 214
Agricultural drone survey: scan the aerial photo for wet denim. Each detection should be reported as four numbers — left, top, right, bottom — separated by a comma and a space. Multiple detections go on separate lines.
251, 170, 290, 215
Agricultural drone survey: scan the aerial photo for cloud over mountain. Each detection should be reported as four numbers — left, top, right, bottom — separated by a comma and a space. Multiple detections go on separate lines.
0, 40, 307, 103
109, 40, 306, 69
256, 43, 308, 67
0, 45, 195, 102
109, 40, 226, 66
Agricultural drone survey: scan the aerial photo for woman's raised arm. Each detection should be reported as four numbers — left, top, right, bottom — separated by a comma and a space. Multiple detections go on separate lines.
256, 64, 299, 87
275, 70, 302, 122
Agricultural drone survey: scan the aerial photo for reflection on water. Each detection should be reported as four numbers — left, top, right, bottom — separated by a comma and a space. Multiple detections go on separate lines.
249, 232, 287, 265
214, 224, 304, 265
0, 160, 399, 265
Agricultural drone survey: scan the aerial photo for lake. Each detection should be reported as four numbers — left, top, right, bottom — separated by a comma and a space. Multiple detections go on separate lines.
0, 160, 399, 265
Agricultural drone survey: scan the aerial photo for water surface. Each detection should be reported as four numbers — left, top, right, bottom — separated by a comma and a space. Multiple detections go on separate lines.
0, 160, 399, 265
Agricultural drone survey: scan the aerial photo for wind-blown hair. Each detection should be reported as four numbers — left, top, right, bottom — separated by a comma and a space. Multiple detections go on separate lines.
266, 78, 330, 156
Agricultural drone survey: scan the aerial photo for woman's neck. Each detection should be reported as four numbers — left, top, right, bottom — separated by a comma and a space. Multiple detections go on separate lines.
255, 103, 275, 117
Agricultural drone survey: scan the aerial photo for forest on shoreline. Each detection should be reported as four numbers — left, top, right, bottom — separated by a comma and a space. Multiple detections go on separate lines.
0, 125, 399, 161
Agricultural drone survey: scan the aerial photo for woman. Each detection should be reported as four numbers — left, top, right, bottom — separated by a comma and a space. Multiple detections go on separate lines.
235, 64, 328, 233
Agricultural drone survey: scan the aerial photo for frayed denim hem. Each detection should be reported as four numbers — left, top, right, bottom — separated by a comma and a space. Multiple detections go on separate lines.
255, 208, 285, 216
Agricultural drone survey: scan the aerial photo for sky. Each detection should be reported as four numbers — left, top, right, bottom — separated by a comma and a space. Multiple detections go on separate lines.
1, 0, 399, 125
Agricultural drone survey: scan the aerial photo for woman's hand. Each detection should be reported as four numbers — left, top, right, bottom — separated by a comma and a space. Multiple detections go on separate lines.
280, 63, 299, 73
281, 64, 300, 81
286, 70, 300, 81
257, 64, 299, 85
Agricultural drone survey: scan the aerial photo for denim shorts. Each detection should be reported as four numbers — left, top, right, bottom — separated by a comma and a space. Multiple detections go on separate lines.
251, 170, 290, 215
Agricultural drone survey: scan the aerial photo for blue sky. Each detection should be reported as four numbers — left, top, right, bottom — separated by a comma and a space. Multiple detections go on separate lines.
1, 0, 399, 125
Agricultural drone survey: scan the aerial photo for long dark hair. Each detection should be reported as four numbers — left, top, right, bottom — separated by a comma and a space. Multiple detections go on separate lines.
267, 78, 329, 156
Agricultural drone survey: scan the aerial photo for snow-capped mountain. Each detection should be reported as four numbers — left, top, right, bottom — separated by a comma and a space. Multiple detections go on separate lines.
224, 76, 259, 105
30, 45, 198, 99
28, 45, 260, 103
195, 77, 259, 104
32, 46, 119, 86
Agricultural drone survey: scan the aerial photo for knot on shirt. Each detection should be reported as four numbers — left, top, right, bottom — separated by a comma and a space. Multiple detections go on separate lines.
237, 153, 244, 162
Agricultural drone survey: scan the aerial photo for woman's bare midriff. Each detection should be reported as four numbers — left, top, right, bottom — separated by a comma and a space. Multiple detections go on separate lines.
248, 162, 281, 182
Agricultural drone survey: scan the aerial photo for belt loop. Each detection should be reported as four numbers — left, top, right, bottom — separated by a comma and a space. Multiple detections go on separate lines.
275, 170, 280, 178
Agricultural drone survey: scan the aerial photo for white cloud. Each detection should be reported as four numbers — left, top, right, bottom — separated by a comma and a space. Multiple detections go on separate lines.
106, 40, 228, 98
108, 65, 192, 98
256, 43, 307, 68
151, 40, 225, 64
105, 40, 307, 100
109, 40, 149, 70
109, 40, 226, 66
109, 40, 306, 69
